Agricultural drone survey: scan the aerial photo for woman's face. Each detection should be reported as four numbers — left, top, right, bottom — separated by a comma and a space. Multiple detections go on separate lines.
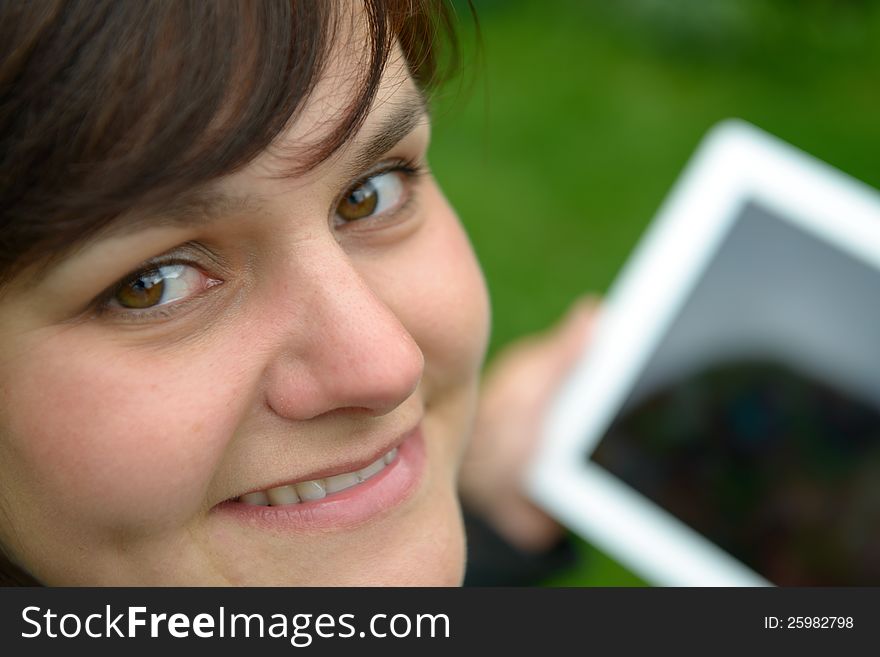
0, 40, 490, 584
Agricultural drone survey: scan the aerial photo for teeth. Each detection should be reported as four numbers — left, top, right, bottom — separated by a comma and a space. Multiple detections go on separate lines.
295, 480, 326, 501
324, 472, 360, 494
266, 485, 299, 506
239, 445, 401, 507
240, 491, 269, 506
357, 457, 385, 481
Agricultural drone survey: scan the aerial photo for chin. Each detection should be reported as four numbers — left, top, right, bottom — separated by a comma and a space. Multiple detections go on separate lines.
336, 490, 467, 587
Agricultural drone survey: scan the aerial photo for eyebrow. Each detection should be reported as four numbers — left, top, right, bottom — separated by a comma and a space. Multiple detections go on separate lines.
335, 88, 428, 183
88, 89, 430, 243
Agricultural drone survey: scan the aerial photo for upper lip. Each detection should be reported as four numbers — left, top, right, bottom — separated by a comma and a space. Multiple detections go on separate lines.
223, 420, 420, 502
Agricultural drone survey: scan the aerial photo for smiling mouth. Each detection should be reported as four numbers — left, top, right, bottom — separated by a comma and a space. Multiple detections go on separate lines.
216, 425, 425, 530
236, 446, 400, 507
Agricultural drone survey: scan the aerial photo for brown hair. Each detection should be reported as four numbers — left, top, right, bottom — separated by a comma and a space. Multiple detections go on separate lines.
0, 0, 461, 287
0, 0, 464, 584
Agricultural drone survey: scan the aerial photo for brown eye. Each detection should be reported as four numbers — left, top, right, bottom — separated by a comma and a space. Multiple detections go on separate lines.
116, 270, 165, 308
336, 170, 405, 223
112, 264, 204, 310
337, 180, 378, 221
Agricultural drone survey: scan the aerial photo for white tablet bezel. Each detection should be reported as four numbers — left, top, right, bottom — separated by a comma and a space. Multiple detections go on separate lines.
527, 119, 880, 586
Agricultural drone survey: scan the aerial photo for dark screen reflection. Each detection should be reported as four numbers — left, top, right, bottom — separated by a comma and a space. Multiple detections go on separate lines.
591, 361, 880, 585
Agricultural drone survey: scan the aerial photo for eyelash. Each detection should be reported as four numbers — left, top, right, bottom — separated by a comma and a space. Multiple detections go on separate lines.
90, 158, 428, 323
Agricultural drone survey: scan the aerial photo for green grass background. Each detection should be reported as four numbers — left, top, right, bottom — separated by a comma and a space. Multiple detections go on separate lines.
427, 0, 880, 585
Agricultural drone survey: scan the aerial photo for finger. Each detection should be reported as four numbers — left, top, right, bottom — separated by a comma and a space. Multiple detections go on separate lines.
545, 294, 600, 371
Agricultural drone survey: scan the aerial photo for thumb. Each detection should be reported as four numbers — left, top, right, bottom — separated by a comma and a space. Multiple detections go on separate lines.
545, 295, 600, 375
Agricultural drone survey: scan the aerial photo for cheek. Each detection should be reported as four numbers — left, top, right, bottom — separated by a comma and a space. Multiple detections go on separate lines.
358, 192, 490, 471
0, 330, 246, 533
383, 193, 491, 389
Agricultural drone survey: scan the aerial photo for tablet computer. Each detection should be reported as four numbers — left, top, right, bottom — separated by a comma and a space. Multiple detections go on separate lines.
527, 120, 880, 586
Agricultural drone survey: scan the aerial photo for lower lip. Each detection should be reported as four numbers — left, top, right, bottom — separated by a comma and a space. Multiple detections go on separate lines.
214, 425, 426, 532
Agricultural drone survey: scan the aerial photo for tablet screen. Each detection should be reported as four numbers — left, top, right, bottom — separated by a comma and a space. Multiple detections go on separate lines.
587, 201, 880, 585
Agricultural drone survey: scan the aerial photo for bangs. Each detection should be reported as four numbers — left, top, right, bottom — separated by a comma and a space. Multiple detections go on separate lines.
0, 0, 461, 285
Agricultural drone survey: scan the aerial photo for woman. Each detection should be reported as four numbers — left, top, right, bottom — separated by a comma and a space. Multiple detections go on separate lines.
0, 0, 594, 585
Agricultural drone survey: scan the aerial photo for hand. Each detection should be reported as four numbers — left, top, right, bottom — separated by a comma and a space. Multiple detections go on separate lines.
459, 296, 600, 552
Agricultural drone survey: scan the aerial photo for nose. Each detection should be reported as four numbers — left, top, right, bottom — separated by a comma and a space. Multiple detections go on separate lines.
263, 246, 425, 421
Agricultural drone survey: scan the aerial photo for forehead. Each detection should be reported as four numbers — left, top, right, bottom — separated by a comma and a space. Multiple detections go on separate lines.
46, 41, 422, 269
172, 43, 426, 217
273, 8, 423, 167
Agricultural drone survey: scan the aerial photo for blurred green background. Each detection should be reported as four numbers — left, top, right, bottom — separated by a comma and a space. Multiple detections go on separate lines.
428, 0, 880, 585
